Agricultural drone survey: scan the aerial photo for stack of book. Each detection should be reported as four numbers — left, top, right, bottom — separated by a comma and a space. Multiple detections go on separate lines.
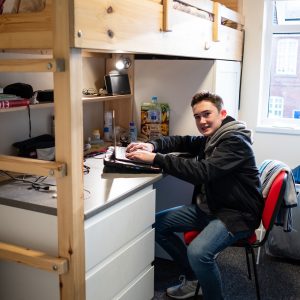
0, 94, 30, 109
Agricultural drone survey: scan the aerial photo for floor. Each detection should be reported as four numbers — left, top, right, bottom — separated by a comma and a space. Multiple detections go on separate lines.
153, 246, 300, 300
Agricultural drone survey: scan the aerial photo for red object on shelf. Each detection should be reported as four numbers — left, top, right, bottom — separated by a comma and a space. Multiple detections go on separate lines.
0, 99, 30, 109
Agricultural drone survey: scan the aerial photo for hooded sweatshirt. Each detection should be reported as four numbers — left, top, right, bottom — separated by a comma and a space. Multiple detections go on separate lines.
152, 116, 264, 233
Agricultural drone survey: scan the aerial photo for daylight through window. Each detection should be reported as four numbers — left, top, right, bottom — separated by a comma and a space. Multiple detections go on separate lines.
260, 0, 300, 131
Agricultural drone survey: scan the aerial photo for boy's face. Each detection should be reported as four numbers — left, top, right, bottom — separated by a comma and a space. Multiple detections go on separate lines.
192, 100, 227, 137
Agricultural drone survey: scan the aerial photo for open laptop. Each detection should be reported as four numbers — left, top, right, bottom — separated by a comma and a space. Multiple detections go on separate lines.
103, 111, 161, 173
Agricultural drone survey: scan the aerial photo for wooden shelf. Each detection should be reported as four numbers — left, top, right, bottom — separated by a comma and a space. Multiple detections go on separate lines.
0, 95, 132, 113
82, 94, 132, 103
0, 102, 54, 113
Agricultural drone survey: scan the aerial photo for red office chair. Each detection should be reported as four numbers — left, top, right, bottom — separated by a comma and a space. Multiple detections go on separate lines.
184, 171, 287, 300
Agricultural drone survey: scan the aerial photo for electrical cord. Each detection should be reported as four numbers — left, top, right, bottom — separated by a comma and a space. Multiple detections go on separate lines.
27, 104, 32, 138
0, 170, 91, 200
0, 170, 55, 191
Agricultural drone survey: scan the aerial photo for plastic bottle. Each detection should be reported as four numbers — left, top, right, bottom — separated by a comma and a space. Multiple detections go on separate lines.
148, 96, 162, 140
92, 129, 101, 141
90, 129, 104, 146
129, 121, 137, 142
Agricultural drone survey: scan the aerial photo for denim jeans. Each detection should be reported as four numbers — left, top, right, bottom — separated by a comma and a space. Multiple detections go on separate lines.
155, 204, 251, 300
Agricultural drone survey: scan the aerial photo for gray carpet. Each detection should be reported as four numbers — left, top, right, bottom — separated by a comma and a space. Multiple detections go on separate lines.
154, 246, 300, 300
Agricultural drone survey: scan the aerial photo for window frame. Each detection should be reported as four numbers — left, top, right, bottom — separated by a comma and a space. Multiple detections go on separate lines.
258, 0, 300, 134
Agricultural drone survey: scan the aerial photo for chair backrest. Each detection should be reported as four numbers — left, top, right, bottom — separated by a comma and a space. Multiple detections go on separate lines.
184, 171, 287, 247
261, 170, 287, 243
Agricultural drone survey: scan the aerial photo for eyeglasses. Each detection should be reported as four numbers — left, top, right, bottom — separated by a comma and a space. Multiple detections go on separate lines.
82, 88, 98, 96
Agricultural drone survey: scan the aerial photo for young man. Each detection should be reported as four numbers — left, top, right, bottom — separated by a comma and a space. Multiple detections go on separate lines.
126, 91, 263, 300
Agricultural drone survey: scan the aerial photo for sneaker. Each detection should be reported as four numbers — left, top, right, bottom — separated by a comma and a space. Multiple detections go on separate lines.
166, 275, 202, 299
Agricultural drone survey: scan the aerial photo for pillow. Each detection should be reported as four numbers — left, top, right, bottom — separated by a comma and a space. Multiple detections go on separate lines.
1, 0, 45, 14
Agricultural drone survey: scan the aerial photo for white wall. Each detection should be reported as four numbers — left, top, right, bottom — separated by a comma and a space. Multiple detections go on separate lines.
240, 0, 300, 169
134, 59, 215, 136
134, 59, 240, 136
0, 53, 54, 155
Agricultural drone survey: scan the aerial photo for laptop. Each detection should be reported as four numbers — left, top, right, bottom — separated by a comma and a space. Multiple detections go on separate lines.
104, 73, 131, 96
103, 111, 161, 173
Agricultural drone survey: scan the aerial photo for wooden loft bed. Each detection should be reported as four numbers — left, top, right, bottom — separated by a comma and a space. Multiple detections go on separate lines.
0, 1, 244, 300
0, 0, 244, 60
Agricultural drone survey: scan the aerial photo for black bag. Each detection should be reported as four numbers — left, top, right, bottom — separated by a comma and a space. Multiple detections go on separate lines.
4, 83, 33, 99
13, 134, 55, 159
36, 89, 54, 102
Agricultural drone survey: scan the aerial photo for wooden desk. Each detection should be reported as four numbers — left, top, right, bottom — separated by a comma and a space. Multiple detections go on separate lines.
0, 156, 162, 300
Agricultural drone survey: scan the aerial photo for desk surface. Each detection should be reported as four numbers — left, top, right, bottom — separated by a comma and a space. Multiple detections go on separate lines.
0, 156, 162, 219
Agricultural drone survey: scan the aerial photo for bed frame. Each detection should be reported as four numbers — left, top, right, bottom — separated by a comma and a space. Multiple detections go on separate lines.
0, 0, 244, 60
0, 1, 244, 299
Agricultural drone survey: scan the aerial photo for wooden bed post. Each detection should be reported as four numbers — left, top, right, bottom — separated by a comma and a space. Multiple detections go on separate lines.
213, 1, 221, 42
52, 1, 85, 299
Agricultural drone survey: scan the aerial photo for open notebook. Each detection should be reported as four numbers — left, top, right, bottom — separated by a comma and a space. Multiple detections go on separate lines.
103, 111, 161, 173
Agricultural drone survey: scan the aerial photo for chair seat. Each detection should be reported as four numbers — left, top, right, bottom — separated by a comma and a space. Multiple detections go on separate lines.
183, 230, 201, 245
184, 231, 257, 247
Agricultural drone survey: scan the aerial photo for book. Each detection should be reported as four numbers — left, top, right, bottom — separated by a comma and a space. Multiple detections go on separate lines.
0, 99, 30, 109
0, 93, 22, 100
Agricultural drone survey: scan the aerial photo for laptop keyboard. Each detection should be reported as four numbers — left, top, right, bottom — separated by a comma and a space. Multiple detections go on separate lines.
114, 146, 152, 165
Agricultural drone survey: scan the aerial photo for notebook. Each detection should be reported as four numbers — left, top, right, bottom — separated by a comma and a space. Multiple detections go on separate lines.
103, 111, 161, 173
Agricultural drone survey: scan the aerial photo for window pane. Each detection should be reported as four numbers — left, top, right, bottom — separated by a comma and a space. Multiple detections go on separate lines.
275, 38, 298, 75
269, 34, 300, 120
273, 1, 300, 25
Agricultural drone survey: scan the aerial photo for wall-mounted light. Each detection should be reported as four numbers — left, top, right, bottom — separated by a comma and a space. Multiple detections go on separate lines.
115, 56, 132, 70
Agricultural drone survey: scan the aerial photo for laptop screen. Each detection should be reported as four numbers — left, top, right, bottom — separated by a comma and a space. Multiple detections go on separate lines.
104, 74, 131, 96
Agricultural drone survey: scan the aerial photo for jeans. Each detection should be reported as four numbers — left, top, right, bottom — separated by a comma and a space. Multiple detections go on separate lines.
155, 204, 251, 300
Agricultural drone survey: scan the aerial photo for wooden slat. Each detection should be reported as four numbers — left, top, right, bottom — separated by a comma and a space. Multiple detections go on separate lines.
0, 59, 64, 72
73, 0, 244, 61
162, 0, 173, 32
219, 3, 244, 25
0, 241, 68, 275
216, 0, 243, 14
0, 155, 66, 178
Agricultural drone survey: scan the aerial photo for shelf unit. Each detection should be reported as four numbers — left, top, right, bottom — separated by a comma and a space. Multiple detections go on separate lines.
0, 95, 133, 113
0, 13, 135, 300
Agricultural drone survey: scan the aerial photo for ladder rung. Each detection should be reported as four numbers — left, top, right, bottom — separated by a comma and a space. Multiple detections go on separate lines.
0, 241, 68, 274
0, 58, 64, 72
0, 155, 66, 178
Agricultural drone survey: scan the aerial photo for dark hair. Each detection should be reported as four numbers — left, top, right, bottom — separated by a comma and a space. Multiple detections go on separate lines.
191, 91, 224, 112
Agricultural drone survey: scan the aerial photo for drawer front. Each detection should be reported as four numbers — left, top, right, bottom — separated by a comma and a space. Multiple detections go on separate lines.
85, 188, 155, 271
117, 266, 154, 300
86, 228, 154, 300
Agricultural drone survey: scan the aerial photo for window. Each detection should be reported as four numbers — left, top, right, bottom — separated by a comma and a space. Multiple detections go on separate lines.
259, 0, 300, 133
